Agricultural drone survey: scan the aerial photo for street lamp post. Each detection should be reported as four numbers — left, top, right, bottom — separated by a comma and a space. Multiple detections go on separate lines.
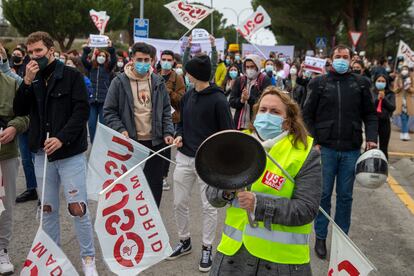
140, 0, 144, 19
224, 7, 253, 45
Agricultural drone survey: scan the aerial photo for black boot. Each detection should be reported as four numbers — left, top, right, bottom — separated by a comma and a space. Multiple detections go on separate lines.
15, 189, 38, 203
314, 238, 327, 259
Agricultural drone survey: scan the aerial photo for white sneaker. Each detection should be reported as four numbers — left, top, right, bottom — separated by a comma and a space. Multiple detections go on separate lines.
404, 133, 411, 141
400, 133, 405, 140
0, 249, 14, 275
82, 256, 98, 276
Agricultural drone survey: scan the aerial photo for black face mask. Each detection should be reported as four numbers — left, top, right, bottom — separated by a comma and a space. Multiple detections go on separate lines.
12, 56, 22, 64
353, 69, 361, 74
33, 56, 49, 71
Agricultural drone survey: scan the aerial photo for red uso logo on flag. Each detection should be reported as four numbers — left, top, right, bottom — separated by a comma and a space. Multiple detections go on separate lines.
262, 171, 286, 191
328, 260, 360, 276
177, 2, 208, 20
101, 175, 163, 267
238, 12, 265, 38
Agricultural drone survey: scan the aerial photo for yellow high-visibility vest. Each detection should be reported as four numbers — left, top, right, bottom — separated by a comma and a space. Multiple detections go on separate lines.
217, 133, 314, 264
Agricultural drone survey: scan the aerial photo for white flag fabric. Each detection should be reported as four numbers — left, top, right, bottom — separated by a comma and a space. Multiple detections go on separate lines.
89, 9, 110, 34
397, 40, 414, 68
164, 0, 214, 30
237, 6, 271, 41
20, 227, 79, 276
87, 123, 150, 201
328, 226, 375, 276
95, 165, 172, 275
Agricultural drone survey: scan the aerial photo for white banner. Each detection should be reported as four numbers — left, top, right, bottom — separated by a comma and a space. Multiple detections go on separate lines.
237, 6, 271, 41
21, 227, 79, 276
89, 34, 110, 48
95, 165, 172, 275
133, 37, 226, 59
242, 44, 295, 60
328, 226, 375, 276
89, 9, 110, 34
87, 123, 150, 201
164, 0, 214, 30
304, 56, 327, 74
397, 40, 414, 68
192, 28, 210, 42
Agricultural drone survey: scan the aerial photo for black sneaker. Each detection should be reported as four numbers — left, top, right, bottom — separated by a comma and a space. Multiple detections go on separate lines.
15, 189, 38, 203
199, 245, 213, 272
167, 238, 192, 260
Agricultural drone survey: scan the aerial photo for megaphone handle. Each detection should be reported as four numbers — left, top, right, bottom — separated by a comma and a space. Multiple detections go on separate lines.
245, 186, 259, 228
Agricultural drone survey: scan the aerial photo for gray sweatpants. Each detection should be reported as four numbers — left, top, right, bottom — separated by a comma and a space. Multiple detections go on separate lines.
0, 158, 19, 250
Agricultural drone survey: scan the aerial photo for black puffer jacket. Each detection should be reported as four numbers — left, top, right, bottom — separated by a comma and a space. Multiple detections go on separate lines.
303, 71, 378, 151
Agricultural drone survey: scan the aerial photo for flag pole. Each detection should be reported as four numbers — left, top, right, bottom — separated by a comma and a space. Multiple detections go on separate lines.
39, 132, 50, 230
265, 152, 377, 271
100, 144, 176, 195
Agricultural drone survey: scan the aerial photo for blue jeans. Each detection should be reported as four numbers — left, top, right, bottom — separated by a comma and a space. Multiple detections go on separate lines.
18, 132, 37, 190
401, 113, 409, 133
88, 102, 104, 143
34, 151, 95, 257
314, 146, 360, 239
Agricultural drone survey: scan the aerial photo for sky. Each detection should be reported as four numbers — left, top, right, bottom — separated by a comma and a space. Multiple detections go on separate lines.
187, 0, 277, 45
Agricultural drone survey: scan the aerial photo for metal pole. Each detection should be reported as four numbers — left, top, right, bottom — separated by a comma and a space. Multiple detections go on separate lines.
236, 15, 239, 45
140, 0, 144, 19
210, 0, 214, 35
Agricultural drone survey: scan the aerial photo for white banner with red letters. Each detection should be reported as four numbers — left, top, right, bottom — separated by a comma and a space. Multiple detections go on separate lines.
237, 6, 271, 41
20, 227, 79, 276
89, 9, 110, 35
87, 123, 150, 201
164, 0, 214, 30
304, 56, 327, 74
397, 40, 414, 68
95, 165, 172, 275
328, 226, 375, 276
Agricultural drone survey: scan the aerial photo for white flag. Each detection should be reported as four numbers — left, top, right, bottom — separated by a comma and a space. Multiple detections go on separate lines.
95, 165, 173, 275
397, 40, 414, 68
237, 6, 271, 41
328, 226, 375, 276
20, 227, 79, 276
87, 123, 150, 201
164, 0, 214, 30
89, 9, 110, 35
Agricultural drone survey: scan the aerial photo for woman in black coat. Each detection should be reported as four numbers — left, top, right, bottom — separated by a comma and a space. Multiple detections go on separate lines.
372, 74, 396, 159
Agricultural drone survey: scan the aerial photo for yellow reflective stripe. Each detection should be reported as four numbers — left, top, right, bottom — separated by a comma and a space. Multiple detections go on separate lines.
223, 224, 243, 242
244, 225, 310, 245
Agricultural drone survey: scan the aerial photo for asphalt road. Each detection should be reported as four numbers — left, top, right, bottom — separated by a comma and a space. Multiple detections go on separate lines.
6, 128, 414, 276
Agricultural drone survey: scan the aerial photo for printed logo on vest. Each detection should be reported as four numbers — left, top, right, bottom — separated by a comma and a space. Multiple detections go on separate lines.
261, 170, 286, 190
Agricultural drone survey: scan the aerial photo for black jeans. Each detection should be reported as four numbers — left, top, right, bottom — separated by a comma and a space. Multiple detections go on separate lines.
378, 118, 391, 159
139, 140, 168, 207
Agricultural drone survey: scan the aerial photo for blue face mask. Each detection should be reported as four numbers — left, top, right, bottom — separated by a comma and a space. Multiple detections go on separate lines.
253, 113, 284, 140
161, 61, 172, 70
332, 58, 349, 74
235, 55, 241, 61
225, 59, 231, 65
134, 62, 151, 75
265, 65, 274, 73
229, 70, 238, 79
375, 81, 386, 91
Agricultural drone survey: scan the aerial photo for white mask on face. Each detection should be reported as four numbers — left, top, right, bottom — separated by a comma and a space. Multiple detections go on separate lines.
117, 61, 124, 68
290, 68, 297, 75
246, 69, 258, 80
175, 68, 183, 75
97, 56, 106, 64
401, 69, 409, 77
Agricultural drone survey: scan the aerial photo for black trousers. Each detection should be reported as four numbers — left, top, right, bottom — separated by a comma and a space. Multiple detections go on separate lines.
139, 140, 168, 207
378, 118, 391, 159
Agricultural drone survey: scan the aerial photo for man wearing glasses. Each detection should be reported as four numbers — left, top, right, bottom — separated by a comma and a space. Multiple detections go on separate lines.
103, 42, 174, 207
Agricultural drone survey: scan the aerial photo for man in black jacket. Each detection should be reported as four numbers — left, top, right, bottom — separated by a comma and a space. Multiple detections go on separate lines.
303, 45, 378, 260
13, 32, 98, 276
167, 55, 234, 272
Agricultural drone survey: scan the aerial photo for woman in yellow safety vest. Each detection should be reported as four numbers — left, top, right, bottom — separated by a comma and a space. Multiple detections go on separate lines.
207, 86, 322, 276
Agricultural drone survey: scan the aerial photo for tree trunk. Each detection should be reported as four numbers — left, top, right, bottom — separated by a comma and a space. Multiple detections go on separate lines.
64, 35, 76, 52
357, 0, 370, 50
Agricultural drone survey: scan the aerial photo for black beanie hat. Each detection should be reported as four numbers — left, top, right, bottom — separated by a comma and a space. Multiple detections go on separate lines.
185, 55, 211, 81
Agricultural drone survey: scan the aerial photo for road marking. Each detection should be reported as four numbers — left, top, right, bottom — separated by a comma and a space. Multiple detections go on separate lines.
389, 152, 414, 158
388, 175, 414, 215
